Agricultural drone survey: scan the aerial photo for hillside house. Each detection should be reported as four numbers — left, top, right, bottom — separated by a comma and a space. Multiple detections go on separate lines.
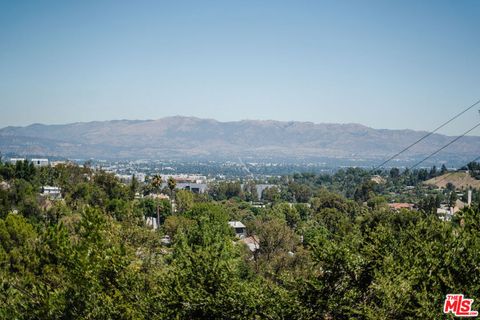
228, 221, 247, 238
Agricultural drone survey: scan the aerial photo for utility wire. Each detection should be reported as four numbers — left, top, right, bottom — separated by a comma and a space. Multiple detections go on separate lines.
408, 121, 480, 170
374, 98, 480, 169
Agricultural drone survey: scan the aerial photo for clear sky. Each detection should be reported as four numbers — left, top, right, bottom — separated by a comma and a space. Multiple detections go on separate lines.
0, 0, 479, 135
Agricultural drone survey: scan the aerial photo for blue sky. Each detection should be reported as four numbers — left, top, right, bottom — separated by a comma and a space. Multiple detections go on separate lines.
0, 0, 479, 135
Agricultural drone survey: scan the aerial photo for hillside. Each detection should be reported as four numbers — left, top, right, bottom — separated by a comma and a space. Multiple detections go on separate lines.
425, 172, 480, 190
1, 116, 479, 163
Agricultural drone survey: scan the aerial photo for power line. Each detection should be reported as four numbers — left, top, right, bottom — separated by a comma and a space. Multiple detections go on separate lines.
374, 98, 480, 169
408, 121, 480, 170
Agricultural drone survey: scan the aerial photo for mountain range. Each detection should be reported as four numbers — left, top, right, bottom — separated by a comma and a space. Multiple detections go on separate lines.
0, 116, 479, 166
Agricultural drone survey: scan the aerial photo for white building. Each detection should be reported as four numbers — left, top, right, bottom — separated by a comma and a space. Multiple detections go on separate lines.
41, 186, 62, 199
9, 158, 26, 164
31, 159, 49, 167
228, 221, 259, 252
228, 221, 247, 238
437, 208, 452, 221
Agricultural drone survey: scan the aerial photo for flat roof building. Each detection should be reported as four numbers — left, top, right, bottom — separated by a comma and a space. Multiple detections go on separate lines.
31, 159, 49, 167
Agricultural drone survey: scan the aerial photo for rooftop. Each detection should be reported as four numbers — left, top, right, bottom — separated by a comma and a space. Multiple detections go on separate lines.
228, 221, 246, 229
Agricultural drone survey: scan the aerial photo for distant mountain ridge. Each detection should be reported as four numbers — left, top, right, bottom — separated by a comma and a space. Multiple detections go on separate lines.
0, 116, 479, 165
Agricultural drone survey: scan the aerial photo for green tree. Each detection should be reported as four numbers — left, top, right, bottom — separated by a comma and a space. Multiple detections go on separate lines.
262, 186, 281, 203
440, 164, 448, 174
154, 203, 267, 319
175, 189, 194, 214
129, 174, 140, 199
243, 180, 258, 202
248, 217, 298, 273
270, 203, 300, 229
389, 167, 400, 179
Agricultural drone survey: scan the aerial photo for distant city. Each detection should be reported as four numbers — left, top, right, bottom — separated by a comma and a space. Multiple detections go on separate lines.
1, 117, 479, 168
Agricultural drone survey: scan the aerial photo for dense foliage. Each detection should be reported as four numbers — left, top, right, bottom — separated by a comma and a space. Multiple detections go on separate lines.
0, 160, 478, 319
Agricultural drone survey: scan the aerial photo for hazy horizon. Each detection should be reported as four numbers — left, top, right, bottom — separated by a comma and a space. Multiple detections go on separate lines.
1, 114, 480, 138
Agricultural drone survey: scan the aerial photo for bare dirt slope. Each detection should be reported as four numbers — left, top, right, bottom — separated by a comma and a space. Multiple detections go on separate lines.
425, 172, 480, 190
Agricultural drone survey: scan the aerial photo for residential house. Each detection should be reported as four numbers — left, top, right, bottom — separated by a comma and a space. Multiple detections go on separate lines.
228, 221, 247, 238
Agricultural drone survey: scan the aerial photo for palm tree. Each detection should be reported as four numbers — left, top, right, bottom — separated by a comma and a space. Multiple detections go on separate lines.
167, 176, 176, 194
167, 177, 177, 212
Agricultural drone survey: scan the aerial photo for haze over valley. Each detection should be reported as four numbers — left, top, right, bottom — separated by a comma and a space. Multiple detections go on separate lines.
0, 116, 478, 167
